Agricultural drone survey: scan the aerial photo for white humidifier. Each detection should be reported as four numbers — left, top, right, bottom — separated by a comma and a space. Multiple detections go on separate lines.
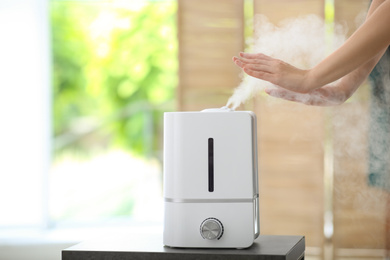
163, 107, 259, 248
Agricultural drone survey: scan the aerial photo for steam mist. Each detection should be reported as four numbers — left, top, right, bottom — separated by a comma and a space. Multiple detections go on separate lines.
226, 14, 347, 109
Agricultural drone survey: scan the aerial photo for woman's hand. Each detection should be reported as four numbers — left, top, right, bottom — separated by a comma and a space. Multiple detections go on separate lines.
234, 1, 390, 95
264, 84, 349, 106
232, 52, 349, 106
233, 52, 314, 94
231, 0, 389, 106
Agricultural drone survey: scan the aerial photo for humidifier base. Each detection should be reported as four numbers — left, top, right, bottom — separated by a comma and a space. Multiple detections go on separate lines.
163, 201, 255, 249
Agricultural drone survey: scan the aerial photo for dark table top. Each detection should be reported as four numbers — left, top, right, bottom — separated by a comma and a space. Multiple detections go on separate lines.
62, 233, 305, 260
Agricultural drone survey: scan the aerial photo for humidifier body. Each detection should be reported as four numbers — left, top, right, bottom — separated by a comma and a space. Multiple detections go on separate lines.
163, 108, 259, 248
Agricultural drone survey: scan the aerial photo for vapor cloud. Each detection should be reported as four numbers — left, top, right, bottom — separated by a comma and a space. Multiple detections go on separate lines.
227, 14, 347, 109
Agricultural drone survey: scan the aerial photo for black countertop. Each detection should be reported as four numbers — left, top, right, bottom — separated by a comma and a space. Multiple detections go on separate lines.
62, 233, 305, 260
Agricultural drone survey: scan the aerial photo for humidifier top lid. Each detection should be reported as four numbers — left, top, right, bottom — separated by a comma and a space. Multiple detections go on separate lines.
163, 108, 258, 200
201, 106, 234, 113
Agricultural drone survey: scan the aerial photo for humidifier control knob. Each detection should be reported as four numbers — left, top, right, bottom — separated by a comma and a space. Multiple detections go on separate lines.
200, 217, 224, 240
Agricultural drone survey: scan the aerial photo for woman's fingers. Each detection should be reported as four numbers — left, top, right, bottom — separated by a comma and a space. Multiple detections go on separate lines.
233, 52, 274, 66
265, 88, 315, 105
232, 56, 249, 68
265, 87, 342, 106
233, 56, 271, 67
239, 52, 273, 61
265, 88, 297, 101
233, 53, 276, 79
243, 67, 276, 83
233, 52, 311, 93
244, 63, 275, 74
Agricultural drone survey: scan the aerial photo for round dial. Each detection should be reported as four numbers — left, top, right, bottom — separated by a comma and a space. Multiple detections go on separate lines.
200, 217, 224, 240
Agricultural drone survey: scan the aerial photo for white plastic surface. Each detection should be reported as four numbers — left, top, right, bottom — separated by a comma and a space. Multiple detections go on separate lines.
164, 111, 256, 200
164, 202, 254, 248
163, 110, 259, 248
201, 106, 234, 112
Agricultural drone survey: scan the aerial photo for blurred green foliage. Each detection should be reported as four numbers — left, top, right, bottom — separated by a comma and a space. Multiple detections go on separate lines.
51, 1, 177, 158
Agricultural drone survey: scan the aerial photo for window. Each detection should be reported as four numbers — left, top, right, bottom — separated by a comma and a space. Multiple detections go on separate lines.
0, 0, 50, 228
0, 0, 177, 231
50, 0, 177, 226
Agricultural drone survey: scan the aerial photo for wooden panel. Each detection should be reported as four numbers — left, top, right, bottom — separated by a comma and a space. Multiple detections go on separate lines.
332, 0, 387, 254
334, 0, 369, 37
256, 97, 325, 248
177, 0, 244, 111
254, 0, 324, 25
253, 0, 325, 249
332, 100, 387, 251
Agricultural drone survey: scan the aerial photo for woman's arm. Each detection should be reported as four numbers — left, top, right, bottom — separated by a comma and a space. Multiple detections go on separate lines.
233, 0, 390, 96
308, 0, 390, 91
264, 47, 386, 106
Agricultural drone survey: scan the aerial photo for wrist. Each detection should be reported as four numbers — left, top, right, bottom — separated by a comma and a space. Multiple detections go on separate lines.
301, 69, 318, 93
